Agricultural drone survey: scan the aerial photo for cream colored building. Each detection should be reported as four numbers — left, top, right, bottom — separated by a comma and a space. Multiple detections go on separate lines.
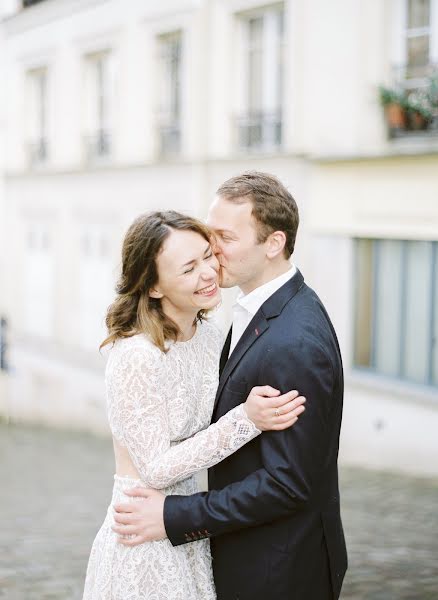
0, 0, 437, 475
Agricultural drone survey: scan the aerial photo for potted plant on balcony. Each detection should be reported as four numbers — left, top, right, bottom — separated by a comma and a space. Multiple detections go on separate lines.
405, 92, 433, 131
378, 85, 408, 133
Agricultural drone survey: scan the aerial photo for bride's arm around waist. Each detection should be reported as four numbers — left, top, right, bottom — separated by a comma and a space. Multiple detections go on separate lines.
107, 337, 260, 489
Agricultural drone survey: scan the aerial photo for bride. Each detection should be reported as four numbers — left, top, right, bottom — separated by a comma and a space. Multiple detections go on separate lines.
82, 211, 305, 600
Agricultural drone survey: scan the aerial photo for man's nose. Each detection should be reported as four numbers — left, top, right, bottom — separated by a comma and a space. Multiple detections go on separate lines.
211, 238, 222, 256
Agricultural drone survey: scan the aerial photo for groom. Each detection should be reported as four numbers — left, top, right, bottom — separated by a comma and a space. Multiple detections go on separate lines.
114, 171, 348, 599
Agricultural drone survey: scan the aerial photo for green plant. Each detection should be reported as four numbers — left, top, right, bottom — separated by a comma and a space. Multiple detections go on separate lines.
405, 92, 433, 120
427, 73, 438, 108
378, 85, 406, 107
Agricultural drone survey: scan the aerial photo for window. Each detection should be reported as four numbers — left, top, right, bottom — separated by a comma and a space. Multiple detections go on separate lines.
388, 0, 438, 136
78, 227, 114, 351
406, 0, 432, 78
83, 51, 114, 162
24, 225, 54, 338
354, 239, 438, 388
157, 32, 182, 156
236, 5, 284, 151
26, 67, 48, 166
397, 0, 438, 94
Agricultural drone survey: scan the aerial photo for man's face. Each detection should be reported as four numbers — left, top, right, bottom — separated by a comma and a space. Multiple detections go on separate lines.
206, 195, 268, 293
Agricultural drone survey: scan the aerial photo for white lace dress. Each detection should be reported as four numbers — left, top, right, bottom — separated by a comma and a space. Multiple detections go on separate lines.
83, 320, 260, 600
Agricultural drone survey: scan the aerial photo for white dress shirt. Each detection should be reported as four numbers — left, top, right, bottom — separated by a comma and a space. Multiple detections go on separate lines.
229, 264, 297, 356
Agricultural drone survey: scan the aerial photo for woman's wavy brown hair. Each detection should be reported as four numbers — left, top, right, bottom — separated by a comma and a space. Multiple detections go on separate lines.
101, 211, 213, 352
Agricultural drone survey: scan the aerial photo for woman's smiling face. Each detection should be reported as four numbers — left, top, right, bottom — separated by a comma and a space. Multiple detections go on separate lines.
150, 228, 221, 314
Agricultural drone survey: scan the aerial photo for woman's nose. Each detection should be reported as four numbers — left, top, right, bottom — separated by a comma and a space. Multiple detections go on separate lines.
201, 263, 218, 279
201, 268, 215, 280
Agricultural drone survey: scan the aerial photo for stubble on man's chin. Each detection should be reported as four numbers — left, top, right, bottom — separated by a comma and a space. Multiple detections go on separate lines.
218, 266, 234, 289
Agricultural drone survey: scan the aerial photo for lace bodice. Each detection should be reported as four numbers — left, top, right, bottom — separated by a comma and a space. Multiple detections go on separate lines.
105, 320, 260, 490
84, 319, 259, 600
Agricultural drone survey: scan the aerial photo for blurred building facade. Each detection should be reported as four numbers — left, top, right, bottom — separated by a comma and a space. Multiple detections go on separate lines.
0, 0, 437, 475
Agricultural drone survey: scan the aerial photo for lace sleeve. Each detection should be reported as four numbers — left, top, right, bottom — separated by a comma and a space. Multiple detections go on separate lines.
107, 341, 260, 489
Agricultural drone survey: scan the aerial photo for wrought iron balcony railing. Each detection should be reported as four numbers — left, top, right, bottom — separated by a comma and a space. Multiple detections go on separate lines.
236, 111, 282, 151
158, 123, 181, 157
28, 137, 48, 166
23, 0, 47, 7
84, 130, 111, 162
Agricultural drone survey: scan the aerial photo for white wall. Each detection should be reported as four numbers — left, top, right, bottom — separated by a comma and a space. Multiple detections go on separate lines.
341, 379, 438, 478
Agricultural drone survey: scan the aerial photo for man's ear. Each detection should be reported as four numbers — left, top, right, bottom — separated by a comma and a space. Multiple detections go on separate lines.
266, 231, 287, 259
149, 287, 164, 299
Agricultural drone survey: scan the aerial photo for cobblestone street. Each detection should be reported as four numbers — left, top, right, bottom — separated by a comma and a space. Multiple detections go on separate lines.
1, 422, 437, 600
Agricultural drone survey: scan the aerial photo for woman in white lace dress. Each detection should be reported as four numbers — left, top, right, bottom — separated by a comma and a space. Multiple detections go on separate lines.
82, 211, 305, 600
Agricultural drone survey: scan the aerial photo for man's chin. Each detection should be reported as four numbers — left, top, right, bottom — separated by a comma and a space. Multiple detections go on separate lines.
219, 277, 237, 289
218, 268, 238, 289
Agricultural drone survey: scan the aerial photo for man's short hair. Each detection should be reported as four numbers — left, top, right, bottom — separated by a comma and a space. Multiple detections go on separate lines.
216, 171, 299, 258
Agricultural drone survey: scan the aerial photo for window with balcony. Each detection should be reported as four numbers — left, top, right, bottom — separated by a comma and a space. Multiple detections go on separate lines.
354, 238, 438, 388
236, 5, 284, 152
385, 0, 438, 137
83, 51, 114, 163
26, 67, 48, 167
157, 32, 182, 157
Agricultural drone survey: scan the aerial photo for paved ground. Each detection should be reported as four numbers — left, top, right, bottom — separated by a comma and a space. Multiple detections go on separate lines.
1, 422, 437, 599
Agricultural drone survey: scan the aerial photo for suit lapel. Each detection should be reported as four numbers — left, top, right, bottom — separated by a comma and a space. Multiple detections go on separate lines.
214, 312, 269, 410
214, 269, 305, 411
219, 326, 232, 377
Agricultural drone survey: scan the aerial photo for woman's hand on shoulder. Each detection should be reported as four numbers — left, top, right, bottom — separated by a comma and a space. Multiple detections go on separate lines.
244, 386, 306, 432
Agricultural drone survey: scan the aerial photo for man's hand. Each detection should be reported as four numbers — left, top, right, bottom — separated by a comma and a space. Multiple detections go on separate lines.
112, 487, 166, 546
244, 387, 306, 431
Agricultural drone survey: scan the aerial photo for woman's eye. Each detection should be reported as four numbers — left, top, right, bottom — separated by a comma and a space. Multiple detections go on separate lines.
204, 252, 213, 260
183, 267, 194, 274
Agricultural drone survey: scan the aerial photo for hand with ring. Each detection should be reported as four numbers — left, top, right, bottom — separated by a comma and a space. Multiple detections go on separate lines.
244, 386, 306, 431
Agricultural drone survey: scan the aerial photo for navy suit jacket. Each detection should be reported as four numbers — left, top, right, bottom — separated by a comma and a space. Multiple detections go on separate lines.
164, 271, 348, 600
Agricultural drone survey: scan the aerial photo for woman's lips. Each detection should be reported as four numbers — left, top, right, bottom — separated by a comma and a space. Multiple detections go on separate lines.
195, 283, 218, 297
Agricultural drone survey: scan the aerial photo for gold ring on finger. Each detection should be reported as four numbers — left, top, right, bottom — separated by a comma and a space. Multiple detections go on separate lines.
274, 408, 281, 417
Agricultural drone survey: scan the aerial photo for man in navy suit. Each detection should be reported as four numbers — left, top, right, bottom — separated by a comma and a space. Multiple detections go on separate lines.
115, 171, 348, 599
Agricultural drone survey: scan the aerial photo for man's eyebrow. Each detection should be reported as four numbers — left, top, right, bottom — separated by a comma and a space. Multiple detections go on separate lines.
181, 244, 211, 268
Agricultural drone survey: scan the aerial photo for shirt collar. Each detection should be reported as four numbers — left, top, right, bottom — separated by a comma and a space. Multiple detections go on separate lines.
235, 264, 297, 317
